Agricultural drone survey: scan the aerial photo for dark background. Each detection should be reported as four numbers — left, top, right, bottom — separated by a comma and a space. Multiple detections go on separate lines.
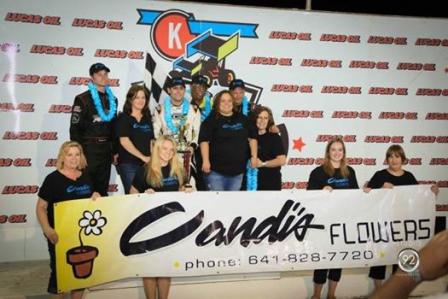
187, 0, 448, 18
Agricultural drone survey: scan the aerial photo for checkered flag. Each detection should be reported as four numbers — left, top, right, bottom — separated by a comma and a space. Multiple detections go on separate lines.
143, 52, 171, 113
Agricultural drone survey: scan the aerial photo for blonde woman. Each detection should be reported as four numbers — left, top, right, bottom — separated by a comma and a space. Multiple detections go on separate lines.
36, 141, 100, 299
307, 137, 359, 299
130, 135, 191, 299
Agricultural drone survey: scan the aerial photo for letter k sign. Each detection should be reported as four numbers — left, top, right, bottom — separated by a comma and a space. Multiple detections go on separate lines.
169, 22, 182, 49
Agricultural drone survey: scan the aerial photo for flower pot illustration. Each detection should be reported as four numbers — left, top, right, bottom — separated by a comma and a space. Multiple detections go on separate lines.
66, 245, 98, 278
66, 210, 107, 279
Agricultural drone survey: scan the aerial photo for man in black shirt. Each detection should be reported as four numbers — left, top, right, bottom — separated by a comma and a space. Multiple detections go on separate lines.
190, 74, 213, 121
189, 74, 213, 190
70, 63, 118, 196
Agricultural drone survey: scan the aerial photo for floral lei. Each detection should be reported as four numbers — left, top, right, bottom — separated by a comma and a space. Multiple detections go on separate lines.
246, 161, 258, 191
87, 82, 117, 122
241, 96, 249, 116
201, 93, 212, 121
164, 96, 190, 134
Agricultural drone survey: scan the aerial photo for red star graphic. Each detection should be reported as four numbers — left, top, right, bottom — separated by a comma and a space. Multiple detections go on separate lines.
293, 137, 306, 152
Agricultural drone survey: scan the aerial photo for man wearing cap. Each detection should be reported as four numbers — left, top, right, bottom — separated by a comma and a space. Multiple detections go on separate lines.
153, 77, 200, 143
189, 74, 213, 190
229, 79, 280, 190
229, 79, 254, 117
230, 78, 279, 130
190, 74, 213, 122
70, 62, 118, 196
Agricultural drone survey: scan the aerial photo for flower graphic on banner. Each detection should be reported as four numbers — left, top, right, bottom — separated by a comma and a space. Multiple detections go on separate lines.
66, 210, 107, 279
79, 210, 107, 236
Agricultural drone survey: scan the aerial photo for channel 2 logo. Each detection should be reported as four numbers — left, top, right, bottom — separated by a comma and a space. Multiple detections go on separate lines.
397, 248, 420, 272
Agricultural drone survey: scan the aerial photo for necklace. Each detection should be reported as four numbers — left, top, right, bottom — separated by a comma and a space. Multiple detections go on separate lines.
87, 82, 117, 122
163, 97, 190, 134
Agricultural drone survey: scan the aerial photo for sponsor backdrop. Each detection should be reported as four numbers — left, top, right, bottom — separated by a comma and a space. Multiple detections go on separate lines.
0, 0, 447, 263
55, 186, 434, 291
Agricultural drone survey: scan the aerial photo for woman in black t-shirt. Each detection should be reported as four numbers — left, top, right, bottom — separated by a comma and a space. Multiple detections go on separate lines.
36, 141, 100, 298
130, 135, 191, 299
117, 85, 154, 194
364, 144, 439, 290
251, 106, 286, 190
199, 90, 257, 191
307, 137, 359, 299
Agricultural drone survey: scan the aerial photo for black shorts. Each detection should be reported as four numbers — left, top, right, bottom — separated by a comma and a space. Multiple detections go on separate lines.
313, 268, 342, 284
369, 264, 398, 280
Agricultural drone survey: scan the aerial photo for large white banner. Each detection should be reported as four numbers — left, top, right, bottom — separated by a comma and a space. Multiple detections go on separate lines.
0, 0, 446, 262
54, 185, 434, 291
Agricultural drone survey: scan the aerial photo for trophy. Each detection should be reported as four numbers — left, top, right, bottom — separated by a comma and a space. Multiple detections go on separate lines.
175, 119, 193, 186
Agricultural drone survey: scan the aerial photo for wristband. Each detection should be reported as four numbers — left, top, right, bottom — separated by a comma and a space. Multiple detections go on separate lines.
408, 268, 423, 283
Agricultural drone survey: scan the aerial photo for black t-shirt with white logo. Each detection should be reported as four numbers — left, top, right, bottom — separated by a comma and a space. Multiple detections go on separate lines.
257, 132, 285, 190
117, 113, 154, 165
199, 113, 257, 175
307, 165, 359, 190
38, 170, 94, 228
132, 165, 180, 192
367, 169, 418, 188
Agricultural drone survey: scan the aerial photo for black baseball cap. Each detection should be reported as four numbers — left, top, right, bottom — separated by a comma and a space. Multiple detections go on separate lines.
229, 79, 245, 90
191, 74, 209, 87
169, 76, 186, 88
89, 63, 110, 76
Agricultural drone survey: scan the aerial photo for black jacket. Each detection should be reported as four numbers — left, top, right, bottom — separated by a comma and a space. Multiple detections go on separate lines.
69, 90, 118, 151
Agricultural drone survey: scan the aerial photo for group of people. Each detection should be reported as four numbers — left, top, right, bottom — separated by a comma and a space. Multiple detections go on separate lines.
69, 63, 286, 196
35, 63, 441, 299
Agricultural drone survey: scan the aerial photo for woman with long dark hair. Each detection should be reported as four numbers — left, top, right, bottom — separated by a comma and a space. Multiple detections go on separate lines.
116, 85, 154, 194
251, 106, 286, 190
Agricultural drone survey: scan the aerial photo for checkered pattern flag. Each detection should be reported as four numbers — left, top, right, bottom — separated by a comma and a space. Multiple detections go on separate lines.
143, 52, 171, 113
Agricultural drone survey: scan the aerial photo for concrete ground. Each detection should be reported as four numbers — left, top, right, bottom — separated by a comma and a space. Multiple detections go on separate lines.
0, 260, 446, 299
